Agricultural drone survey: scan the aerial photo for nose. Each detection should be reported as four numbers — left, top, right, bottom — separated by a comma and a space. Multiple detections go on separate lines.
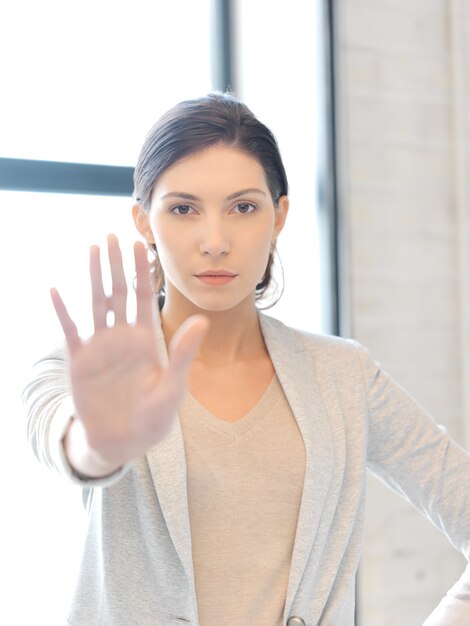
199, 217, 230, 257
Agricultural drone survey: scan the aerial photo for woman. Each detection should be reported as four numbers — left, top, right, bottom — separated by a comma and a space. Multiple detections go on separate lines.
23, 93, 470, 625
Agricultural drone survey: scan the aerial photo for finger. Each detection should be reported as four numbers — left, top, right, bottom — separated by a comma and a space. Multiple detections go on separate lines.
135, 241, 155, 328
167, 315, 210, 381
50, 288, 81, 354
107, 234, 127, 325
90, 245, 107, 331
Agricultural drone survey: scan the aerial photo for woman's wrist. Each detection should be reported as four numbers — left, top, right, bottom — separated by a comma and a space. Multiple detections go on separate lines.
62, 416, 123, 479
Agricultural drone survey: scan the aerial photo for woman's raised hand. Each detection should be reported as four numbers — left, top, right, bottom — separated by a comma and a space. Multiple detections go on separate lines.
51, 234, 208, 477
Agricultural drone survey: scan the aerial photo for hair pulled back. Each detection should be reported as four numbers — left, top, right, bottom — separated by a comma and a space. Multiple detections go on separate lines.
133, 92, 288, 306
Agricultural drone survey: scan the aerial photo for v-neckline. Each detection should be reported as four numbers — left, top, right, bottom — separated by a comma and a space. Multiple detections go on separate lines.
184, 373, 280, 437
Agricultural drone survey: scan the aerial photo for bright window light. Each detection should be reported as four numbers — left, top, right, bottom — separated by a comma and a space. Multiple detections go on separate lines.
234, 0, 324, 333
1, 191, 146, 625
0, 0, 212, 165
1, 0, 211, 622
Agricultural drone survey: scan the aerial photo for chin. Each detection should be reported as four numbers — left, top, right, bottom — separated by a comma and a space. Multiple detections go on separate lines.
168, 278, 257, 312
193, 300, 247, 313
186, 292, 256, 313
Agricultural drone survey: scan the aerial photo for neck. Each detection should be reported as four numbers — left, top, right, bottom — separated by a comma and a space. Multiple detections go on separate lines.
160, 292, 266, 366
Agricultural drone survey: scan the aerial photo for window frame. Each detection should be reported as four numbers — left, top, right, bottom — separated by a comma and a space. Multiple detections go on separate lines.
0, 0, 339, 333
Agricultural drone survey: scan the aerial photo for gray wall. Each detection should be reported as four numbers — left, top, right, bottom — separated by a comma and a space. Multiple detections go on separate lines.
336, 0, 470, 623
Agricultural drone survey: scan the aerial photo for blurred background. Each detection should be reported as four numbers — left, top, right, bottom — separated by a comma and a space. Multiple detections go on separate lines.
1, 1, 469, 624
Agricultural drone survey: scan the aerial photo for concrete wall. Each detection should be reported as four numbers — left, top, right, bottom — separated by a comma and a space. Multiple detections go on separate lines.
335, 0, 470, 623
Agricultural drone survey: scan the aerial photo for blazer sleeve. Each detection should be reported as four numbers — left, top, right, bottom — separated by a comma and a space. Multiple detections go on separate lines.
351, 340, 470, 625
22, 345, 131, 488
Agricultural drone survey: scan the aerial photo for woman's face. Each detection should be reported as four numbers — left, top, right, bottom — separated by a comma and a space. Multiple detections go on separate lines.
133, 143, 289, 313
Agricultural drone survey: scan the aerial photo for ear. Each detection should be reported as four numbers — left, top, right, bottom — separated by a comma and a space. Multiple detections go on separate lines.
273, 195, 289, 238
132, 203, 155, 244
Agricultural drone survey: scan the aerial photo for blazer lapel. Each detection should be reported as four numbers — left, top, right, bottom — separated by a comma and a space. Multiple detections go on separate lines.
259, 313, 336, 616
145, 314, 196, 590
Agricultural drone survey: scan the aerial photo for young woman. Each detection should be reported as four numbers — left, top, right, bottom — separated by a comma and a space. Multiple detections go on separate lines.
24, 93, 470, 626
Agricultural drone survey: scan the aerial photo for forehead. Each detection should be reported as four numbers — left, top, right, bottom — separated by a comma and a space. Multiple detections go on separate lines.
153, 144, 269, 194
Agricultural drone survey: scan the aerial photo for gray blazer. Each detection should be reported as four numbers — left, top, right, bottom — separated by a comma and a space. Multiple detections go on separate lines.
24, 312, 470, 625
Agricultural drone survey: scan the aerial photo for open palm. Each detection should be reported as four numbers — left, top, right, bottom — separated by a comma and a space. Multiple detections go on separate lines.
51, 234, 208, 471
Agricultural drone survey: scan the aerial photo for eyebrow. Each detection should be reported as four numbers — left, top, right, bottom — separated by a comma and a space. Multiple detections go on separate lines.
159, 188, 267, 202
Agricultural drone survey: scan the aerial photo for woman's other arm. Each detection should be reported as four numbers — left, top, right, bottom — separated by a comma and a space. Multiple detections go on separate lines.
354, 341, 470, 624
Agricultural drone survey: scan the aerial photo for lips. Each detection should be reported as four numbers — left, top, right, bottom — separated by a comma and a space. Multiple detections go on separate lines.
195, 270, 238, 286
195, 270, 238, 277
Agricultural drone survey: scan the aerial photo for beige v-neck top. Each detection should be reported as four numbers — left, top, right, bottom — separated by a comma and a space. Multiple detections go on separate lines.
179, 374, 306, 626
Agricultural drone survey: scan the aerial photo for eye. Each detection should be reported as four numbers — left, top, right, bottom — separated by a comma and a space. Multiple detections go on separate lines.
231, 202, 256, 214
170, 204, 196, 216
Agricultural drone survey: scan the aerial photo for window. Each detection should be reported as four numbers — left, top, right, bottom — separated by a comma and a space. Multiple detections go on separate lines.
1, 0, 212, 165
1, 2, 212, 624
1, 2, 335, 623
233, 0, 337, 334
2, 191, 141, 624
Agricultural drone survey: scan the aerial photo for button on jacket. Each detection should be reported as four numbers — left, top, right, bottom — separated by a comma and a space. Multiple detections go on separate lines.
23, 311, 470, 625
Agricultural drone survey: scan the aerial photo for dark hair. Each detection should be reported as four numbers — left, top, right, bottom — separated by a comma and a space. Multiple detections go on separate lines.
133, 92, 288, 307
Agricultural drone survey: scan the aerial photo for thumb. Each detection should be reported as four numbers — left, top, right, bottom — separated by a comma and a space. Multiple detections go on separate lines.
167, 315, 210, 379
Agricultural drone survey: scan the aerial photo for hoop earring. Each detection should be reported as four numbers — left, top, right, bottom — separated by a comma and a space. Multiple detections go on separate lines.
257, 245, 285, 311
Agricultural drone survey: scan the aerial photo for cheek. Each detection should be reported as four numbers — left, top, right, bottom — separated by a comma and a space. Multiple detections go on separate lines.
153, 227, 195, 283
244, 228, 273, 279
155, 239, 181, 271
245, 222, 273, 253
152, 220, 181, 255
